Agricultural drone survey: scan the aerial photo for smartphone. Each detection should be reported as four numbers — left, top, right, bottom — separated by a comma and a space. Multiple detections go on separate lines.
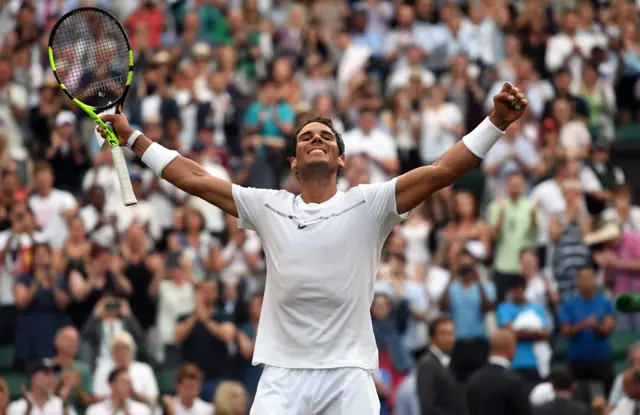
105, 301, 121, 312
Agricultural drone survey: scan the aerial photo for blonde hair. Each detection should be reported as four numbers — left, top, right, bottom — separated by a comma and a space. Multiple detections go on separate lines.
213, 381, 247, 415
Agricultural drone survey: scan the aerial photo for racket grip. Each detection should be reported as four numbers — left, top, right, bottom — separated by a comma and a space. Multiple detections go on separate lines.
111, 146, 138, 206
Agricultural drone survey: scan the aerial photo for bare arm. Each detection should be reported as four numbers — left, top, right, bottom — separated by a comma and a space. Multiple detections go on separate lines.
395, 85, 527, 214
98, 114, 238, 217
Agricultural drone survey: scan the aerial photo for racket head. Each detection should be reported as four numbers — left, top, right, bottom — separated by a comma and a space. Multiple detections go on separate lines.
48, 7, 133, 112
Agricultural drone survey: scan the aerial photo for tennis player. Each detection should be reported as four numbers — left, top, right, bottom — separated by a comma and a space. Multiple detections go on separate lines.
98, 82, 527, 414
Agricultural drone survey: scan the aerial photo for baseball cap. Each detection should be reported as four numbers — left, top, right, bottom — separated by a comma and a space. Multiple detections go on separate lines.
27, 359, 55, 376
55, 110, 76, 127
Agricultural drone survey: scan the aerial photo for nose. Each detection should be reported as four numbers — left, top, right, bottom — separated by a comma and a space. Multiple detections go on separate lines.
310, 134, 322, 144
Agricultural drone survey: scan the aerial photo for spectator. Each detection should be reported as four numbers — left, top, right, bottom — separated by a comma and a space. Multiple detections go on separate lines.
396, 200, 432, 270
44, 111, 90, 193
416, 314, 468, 415
77, 185, 115, 248
161, 364, 214, 415
533, 366, 591, 415
608, 342, 640, 412
371, 285, 412, 411
439, 249, 495, 383
419, 85, 464, 165
579, 62, 616, 138
0, 56, 27, 153
237, 293, 263, 402
86, 368, 152, 415
520, 248, 559, 317
609, 368, 640, 415
590, 222, 640, 331
156, 251, 197, 365
497, 276, 552, 385
81, 295, 144, 367
0, 377, 7, 414
550, 180, 591, 300
580, 138, 625, 217
213, 380, 248, 415
51, 326, 93, 411
342, 108, 399, 183
211, 214, 263, 284
379, 88, 422, 175
560, 264, 617, 396
92, 331, 158, 409
440, 190, 491, 264
488, 172, 537, 302
466, 329, 532, 415
7, 359, 76, 415
175, 280, 237, 401
602, 184, 640, 233
168, 207, 215, 282
13, 242, 70, 367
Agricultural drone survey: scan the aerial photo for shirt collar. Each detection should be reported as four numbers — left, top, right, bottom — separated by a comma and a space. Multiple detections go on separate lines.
430, 345, 451, 367
488, 355, 511, 369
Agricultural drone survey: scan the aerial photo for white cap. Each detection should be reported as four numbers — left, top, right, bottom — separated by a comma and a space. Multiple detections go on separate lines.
55, 110, 76, 126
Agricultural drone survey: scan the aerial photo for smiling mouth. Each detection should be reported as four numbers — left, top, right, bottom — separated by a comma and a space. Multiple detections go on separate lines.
308, 148, 327, 155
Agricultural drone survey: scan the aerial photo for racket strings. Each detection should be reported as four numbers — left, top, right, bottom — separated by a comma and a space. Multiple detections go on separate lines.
51, 9, 129, 107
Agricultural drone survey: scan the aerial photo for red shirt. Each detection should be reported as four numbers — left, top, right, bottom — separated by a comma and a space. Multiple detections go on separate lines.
378, 348, 405, 407
127, 9, 164, 49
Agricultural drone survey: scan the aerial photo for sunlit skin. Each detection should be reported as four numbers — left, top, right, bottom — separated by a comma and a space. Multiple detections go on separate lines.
290, 122, 344, 175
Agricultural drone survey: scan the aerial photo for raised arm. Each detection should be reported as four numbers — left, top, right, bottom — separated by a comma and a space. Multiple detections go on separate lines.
98, 114, 238, 217
395, 83, 527, 214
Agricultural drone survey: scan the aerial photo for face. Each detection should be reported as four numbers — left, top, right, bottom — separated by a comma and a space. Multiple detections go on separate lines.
455, 192, 475, 219
56, 328, 79, 356
520, 250, 538, 275
577, 267, 597, 293
614, 190, 631, 211
111, 372, 132, 398
583, 66, 598, 85
35, 168, 54, 191
563, 11, 578, 32
112, 341, 133, 367
69, 217, 85, 240
631, 347, 640, 370
88, 187, 105, 209
32, 370, 57, 393
593, 148, 609, 164
291, 122, 344, 175
185, 209, 203, 232
506, 173, 525, 198
433, 320, 456, 354
178, 378, 201, 402
510, 286, 526, 303
371, 295, 392, 320
199, 281, 218, 305
229, 385, 249, 412
457, 254, 476, 280
314, 94, 332, 114
33, 245, 52, 269
0, 61, 11, 84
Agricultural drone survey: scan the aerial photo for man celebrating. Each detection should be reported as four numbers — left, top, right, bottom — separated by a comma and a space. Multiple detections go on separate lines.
98, 83, 527, 414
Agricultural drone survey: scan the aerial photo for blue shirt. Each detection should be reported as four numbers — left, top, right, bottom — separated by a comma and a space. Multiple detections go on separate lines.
559, 294, 616, 360
447, 280, 496, 340
497, 302, 549, 370
243, 102, 295, 140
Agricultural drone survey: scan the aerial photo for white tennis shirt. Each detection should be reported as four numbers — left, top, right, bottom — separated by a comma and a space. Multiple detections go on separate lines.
232, 178, 407, 370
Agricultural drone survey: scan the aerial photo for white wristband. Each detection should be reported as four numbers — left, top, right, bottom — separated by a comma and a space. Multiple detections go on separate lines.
141, 142, 180, 177
127, 130, 143, 148
462, 117, 505, 159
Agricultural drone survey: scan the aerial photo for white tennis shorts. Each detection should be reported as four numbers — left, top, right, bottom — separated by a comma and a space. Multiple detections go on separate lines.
249, 366, 380, 415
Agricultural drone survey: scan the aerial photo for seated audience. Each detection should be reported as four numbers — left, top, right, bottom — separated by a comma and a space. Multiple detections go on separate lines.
533, 366, 591, 415
237, 293, 264, 401
161, 364, 214, 415
213, 381, 249, 415
86, 368, 152, 415
51, 326, 93, 411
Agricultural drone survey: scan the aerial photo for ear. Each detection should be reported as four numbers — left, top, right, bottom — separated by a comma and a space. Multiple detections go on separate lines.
288, 156, 297, 170
337, 154, 346, 170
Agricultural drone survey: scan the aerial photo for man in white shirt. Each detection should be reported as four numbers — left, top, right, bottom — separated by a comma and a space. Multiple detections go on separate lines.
161, 364, 214, 415
86, 368, 152, 415
342, 108, 400, 183
7, 359, 76, 415
97, 83, 527, 414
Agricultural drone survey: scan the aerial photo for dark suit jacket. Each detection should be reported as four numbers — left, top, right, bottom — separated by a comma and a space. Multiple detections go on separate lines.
465, 362, 532, 415
416, 350, 469, 415
533, 397, 591, 415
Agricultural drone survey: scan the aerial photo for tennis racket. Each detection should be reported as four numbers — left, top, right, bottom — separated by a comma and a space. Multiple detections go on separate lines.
48, 7, 137, 206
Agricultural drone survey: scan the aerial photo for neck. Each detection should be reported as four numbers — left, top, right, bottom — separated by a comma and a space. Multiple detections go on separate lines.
509, 194, 519, 202
581, 290, 595, 299
299, 173, 337, 204
111, 395, 126, 409
55, 354, 73, 366
555, 390, 573, 398
180, 396, 195, 408
32, 389, 49, 407
38, 187, 52, 197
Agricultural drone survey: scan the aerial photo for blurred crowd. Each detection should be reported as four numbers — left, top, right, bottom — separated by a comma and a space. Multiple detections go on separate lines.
1, 0, 640, 414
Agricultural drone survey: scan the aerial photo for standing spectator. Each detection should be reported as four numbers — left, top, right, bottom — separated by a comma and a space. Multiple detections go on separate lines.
465, 329, 532, 415
419, 85, 464, 165
0, 57, 27, 153
591, 222, 640, 331
580, 138, 625, 217
533, 366, 591, 415
488, 172, 537, 302
161, 364, 213, 415
550, 179, 592, 301
520, 248, 559, 316
13, 242, 70, 367
497, 277, 552, 385
7, 359, 76, 415
86, 368, 152, 415
28, 162, 78, 248
439, 249, 495, 383
78, 185, 115, 248
175, 280, 238, 401
92, 332, 158, 409
560, 265, 617, 396
342, 108, 400, 184
237, 293, 263, 404
170, 207, 215, 282
416, 314, 468, 415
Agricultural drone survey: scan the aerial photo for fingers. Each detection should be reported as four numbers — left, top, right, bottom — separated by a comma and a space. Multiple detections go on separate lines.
100, 113, 116, 123
501, 82, 514, 94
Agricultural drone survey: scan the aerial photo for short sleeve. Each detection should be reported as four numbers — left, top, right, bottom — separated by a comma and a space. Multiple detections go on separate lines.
604, 298, 616, 316
278, 104, 295, 124
496, 304, 511, 327
62, 191, 78, 210
559, 300, 574, 325
244, 103, 260, 127
358, 178, 409, 238
482, 282, 497, 302
231, 185, 279, 232
9, 84, 27, 109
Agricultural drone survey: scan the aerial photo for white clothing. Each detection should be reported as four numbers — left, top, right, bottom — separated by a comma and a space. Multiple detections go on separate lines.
419, 104, 463, 163
0, 83, 28, 152
610, 397, 639, 415
398, 221, 431, 266
250, 366, 380, 415
580, 164, 625, 193
529, 382, 555, 406
342, 128, 398, 183
7, 396, 76, 415
559, 121, 591, 152
93, 361, 159, 401
219, 231, 263, 282
231, 179, 407, 371
531, 179, 566, 246
0, 231, 45, 305
512, 309, 552, 378
78, 205, 116, 247
83, 165, 122, 204
172, 397, 214, 415
602, 206, 640, 233
488, 355, 510, 369
86, 398, 152, 415
104, 199, 162, 241
28, 189, 77, 248
429, 345, 451, 367
188, 161, 232, 233
141, 170, 189, 231
157, 280, 196, 346
386, 67, 436, 97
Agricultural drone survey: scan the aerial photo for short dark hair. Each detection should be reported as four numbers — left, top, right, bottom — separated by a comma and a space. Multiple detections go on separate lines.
428, 313, 453, 338
108, 368, 128, 384
578, 263, 597, 274
290, 116, 345, 159
177, 363, 204, 384
550, 366, 574, 391
509, 275, 527, 290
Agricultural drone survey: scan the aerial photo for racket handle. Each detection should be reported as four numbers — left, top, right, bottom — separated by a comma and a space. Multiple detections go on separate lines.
111, 146, 138, 206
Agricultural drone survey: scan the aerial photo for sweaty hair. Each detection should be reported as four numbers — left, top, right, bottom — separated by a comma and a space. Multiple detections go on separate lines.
289, 116, 345, 159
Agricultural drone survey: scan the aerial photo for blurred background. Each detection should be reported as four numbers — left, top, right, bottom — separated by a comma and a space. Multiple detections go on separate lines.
1, 0, 640, 414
